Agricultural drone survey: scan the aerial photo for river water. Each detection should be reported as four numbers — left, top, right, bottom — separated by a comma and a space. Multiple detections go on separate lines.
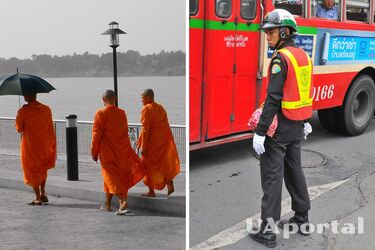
0, 76, 185, 125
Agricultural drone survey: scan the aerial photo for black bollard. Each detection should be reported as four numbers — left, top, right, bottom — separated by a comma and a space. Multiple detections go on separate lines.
65, 114, 79, 181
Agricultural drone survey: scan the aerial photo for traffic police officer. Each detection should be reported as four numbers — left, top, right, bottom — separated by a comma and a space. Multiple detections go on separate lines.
250, 9, 313, 248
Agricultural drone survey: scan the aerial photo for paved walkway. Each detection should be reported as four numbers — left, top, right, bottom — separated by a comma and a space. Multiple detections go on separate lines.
0, 150, 185, 217
0, 187, 185, 250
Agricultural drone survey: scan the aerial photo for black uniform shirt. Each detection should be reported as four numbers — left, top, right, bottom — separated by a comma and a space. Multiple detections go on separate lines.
255, 40, 306, 137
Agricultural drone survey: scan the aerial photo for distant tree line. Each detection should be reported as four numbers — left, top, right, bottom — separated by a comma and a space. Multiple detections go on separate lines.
0, 50, 185, 77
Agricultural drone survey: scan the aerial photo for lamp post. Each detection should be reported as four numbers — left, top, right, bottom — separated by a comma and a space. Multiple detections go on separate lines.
102, 21, 126, 106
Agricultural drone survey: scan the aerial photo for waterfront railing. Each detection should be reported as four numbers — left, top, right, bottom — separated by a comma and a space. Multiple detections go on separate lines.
0, 117, 186, 166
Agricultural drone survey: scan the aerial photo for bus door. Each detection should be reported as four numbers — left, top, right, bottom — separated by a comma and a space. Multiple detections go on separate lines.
189, 0, 205, 143
204, 0, 238, 139
232, 0, 260, 133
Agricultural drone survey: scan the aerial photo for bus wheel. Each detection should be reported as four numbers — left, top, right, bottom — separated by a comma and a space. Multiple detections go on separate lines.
341, 75, 375, 136
318, 107, 342, 133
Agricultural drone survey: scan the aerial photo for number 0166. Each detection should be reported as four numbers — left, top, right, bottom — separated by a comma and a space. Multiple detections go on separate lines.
312, 84, 335, 101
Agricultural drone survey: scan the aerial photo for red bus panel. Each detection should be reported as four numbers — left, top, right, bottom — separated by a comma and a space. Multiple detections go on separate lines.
204, 0, 237, 139
189, 0, 205, 143
232, 1, 261, 133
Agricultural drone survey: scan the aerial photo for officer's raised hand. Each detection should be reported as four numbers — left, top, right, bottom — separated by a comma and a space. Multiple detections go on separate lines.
253, 133, 266, 155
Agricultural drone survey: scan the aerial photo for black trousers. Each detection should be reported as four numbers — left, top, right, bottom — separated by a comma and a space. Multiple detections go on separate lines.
259, 123, 311, 221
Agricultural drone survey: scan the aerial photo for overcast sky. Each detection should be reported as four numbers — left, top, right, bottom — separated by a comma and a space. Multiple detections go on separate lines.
0, 0, 186, 59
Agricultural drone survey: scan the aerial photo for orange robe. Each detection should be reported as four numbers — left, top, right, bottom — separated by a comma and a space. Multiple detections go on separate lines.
15, 101, 56, 187
91, 105, 145, 197
136, 101, 180, 190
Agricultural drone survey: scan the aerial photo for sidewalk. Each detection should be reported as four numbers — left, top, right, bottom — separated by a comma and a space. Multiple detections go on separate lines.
0, 150, 185, 217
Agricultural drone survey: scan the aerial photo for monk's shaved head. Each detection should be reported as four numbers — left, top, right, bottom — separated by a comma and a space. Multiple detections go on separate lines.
141, 89, 154, 99
141, 89, 155, 106
103, 89, 117, 99
102, 90, 117, 105
23, 93, 37, 103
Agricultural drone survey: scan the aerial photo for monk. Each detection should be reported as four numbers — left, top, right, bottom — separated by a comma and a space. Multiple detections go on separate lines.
15, 93, 56, 205
136, 89, 180, 197
91, 90, 145, 215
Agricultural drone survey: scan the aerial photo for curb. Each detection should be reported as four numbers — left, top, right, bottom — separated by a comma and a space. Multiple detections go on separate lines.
0, 177, 185, 217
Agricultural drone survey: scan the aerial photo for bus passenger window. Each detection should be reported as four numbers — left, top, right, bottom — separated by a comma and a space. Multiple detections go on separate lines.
190, 0, 198, 16
312, 0, 340, 20
346, 0, 370, 22
241, 0, 256, 20
274, 0, 304, 16
216, 0, 232, 18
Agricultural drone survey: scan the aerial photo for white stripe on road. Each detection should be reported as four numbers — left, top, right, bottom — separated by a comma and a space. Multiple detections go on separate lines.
191, 179, 349, 250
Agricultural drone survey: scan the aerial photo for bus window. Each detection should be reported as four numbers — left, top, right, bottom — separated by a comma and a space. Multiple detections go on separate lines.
346, 0, 370, 22
241, 0, 256, 20
190, 0, 198, 16
312, 0, 340, 20
216, 0, 232, 18
274, 0, 304, 16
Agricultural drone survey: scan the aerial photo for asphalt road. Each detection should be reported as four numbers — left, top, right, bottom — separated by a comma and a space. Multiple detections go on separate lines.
190, 112, 375, 249
0, 188, 185, 250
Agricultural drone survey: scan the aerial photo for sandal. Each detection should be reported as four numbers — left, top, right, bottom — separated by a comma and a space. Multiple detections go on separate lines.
100, 205, 113, 212
41, 195, 49, 204
28, 200, 42, 206
115, 209, 130, 216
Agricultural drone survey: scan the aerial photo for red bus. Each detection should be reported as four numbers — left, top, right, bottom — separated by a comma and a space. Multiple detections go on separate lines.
189, 0, 375, 150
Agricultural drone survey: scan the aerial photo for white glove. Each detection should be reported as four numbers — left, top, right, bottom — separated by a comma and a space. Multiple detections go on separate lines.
304, 122, 312, 140
253, 133, 266, 155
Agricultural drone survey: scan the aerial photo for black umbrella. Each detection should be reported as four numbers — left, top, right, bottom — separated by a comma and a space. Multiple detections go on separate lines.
0, 73, 55, 96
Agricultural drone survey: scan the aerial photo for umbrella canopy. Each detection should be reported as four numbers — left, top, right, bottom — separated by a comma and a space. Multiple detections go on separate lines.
0, 73, 55, 96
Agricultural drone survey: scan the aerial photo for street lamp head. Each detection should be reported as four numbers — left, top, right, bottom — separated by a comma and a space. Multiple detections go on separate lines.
109, 21, 119, 29
101, 21, 126, 47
